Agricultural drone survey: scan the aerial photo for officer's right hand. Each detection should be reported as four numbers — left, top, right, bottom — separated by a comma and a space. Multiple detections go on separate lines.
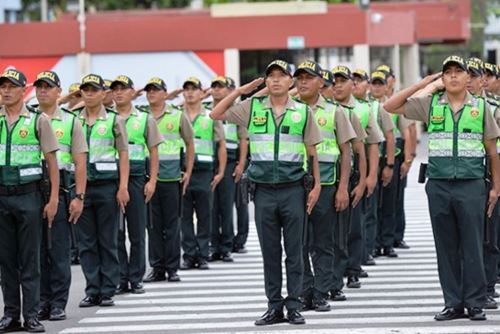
381, 166, 393, 187
487, 188, 498, 218
43, 199, 58, 228
116, 187, 130, 212
419, 72, 442, 89
165, 88, 183, 101
181, 171, 191, 195
366, 174, 377, 197
237, 78, 265, 96
335, 186, 349, 212
68, 198, 83, 224
233, 164, 244, 183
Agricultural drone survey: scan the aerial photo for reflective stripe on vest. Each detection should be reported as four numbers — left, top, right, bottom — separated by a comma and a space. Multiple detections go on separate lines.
50, 110, 75, 171
427, 93, 485, 179
247, 97, 307, 184
0, 110, 42, 185
157, 105, 183, 181
81, 111, 118, 181
314, 101, 340, 185
224, 122, 239, 160
192, 111, 215, 169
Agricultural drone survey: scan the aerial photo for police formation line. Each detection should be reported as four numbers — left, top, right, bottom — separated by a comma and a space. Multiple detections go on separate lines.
0, 54, 498, 332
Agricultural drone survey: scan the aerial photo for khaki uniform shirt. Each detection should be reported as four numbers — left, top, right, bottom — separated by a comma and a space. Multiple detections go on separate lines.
0, 104, 59, 154
405, 91, 500, 140
46, 108, 88, 154
225, 96, 322, 146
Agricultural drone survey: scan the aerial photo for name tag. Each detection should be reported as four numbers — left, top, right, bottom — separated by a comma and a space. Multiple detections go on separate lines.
253, 116, 267, 126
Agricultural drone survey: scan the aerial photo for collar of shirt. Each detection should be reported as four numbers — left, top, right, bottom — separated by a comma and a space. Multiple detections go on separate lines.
80, 105, 109, 122
262, 95, 298, 111
0, 104, 32, 119
439, 91, 474, 112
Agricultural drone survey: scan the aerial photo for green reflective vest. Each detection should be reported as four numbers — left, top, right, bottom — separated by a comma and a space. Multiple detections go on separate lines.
315, 101, 340, 185
247, 96, 307, 184
192, 111, 215, 171
80, 109, 118, 181
157, 105, 183, 181
372, 99, 401, 156
485, 92, 500, 154
224, 122, 239, 161
125, 109, 148, 176
427, 92, 485, 179
50, 110, 75, 172
353, 98, 370, 130
0, 107, 42, 185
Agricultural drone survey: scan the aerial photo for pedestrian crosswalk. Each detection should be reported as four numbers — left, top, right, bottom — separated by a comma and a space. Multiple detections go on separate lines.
59, 168, 500, 334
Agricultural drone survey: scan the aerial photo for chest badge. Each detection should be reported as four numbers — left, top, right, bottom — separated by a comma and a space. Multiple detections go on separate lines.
166, 122, 174, 131
97, 125, 107, 135
55, 129, 64, 139
291, 112, 302, 123
470, 108, 480, 119
318, 117, 327, 127
19, 128, 29, 139
131, 120, 140, 130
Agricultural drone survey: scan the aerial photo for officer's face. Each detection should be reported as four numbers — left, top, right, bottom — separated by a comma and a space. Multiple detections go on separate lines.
369, 81, 387, 99
211, 83, 230, 102
333, 76, 353, 102
442, 65, 468, 94
265, 69, 293, 97
146, 87, 167, 105
112, 84, 134, 107
35, 82, 61, 107
484, 73, 497, 93
353, 77, 368, 99
321, 85, 335, 100
0, 81, 25, 107
183, 85, 202, 105
466, 73, 483, 96
295, 72, 324, 100
81, 85, 105, 108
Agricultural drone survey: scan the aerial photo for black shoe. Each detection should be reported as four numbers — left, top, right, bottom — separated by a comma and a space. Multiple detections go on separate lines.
485, 296, 498, 309
131, 282, 145, 294
180, 259, 196, 270
167, 271, 181, 282
434, 307, 465, 321
497, 275, 500, 284
347, 275, 361, 289
37, 307, 50, 321
373, 248, 382, 258
24, 318, 45, 333
330, 289, 346, 301
99, 296, 115, 307
364, 254, 376, 266
49, 308, 66, 321
467, 307, 486, 321
79, 296, 100, 308
0, 316, 22, 333
394, 240, 410, 249
300, 297, 314, 312
221, 253, 234, 262
143, 269, 166, 283
208, 253, 221, 262
235, 246, 247, 254
197, 259, 209, 270
70, 255, 80, 265
287, 309, 305, 325
492, 290, 499, 298
115, 283, 130, 295
313, 298, 331, 312
383, 247, 398, 258
359, 270, 369, 278
254, 309, 285, 326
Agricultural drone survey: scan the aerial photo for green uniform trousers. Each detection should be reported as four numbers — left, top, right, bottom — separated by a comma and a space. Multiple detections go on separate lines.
0, 188, 43, 320
302, 185, 336, 300
254, 183, 305, 311
148, 181, 181, 274
426, 179, 487, 309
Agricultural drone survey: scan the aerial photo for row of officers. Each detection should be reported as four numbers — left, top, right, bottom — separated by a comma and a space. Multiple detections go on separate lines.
0, 53, 498, 332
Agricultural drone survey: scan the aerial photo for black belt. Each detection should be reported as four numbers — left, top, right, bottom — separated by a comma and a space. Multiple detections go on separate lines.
256, 180, 303, 189
0, 182, 39, 196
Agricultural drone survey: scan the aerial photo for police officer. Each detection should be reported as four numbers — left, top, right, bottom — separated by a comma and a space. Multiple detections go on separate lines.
0, 69, 60, 333
370, 71, 413, 258
110, 75, 162, 294
75, 74, 130, 308
103, 80, 115, 109
34, 71, 88, 322
208, 76, 248, 261
385, 55, 500, 321
319, 70, 335, 100
294, 60, 355, 311
143, 77, 194, 283
211, 60, 322, 325
181, 77, 226, 270
330, 66, 383, 298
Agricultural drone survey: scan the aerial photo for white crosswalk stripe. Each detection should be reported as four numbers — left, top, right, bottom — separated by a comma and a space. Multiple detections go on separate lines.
60, 162, 500, 334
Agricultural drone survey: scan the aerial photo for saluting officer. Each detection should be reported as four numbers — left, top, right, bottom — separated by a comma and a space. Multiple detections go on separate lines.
181, 77, 226, 270
111, 75, 163, 294
0, 69, 60, 333
34, 71, 88, 322
294, 60, 355, 311
208, 76, 249, 261
75, 74, 130, 308
211, 60, 322, 326
385, 55, 500, 321
142, 77, 194, 283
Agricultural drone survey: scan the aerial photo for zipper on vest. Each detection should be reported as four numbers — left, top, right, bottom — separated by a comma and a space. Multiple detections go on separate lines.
452, 107, 465, 178
6, 118, 21, 165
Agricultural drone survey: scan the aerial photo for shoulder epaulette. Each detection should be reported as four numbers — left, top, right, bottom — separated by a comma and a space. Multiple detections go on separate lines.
72, 106, 85, 115
26, 105, 40, 113
105, 107, 117, 114
135, 105, 150, 113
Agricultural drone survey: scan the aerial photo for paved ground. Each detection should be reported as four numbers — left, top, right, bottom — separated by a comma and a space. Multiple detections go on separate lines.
5, 138, 500, 333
